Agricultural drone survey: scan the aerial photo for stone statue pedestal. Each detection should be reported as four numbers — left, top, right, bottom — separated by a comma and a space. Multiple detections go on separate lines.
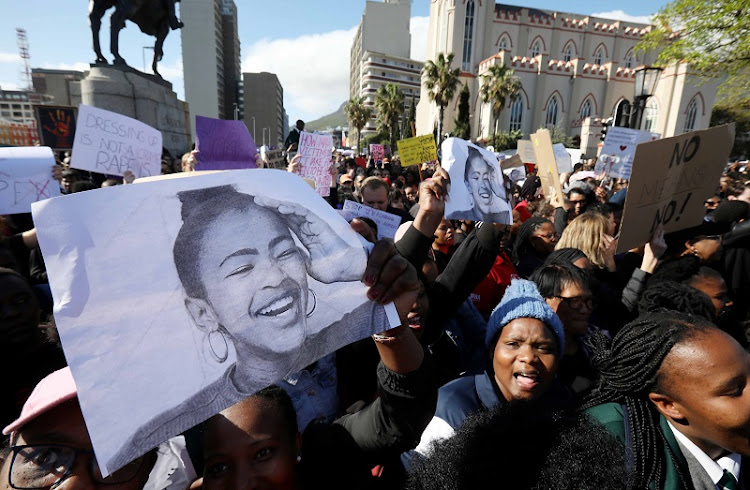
78, 64, 191, 159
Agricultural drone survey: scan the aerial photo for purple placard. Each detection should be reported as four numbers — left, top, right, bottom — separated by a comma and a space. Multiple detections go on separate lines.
195, 115, 257, 170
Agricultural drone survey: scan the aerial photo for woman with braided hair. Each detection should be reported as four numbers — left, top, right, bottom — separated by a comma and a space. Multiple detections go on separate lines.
584, 312, 750, 489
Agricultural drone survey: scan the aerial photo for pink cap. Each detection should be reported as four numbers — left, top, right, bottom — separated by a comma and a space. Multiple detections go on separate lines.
3, 367, 78, 437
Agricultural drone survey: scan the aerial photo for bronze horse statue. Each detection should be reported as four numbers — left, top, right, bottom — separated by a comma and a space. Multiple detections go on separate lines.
89, 0, 182, 77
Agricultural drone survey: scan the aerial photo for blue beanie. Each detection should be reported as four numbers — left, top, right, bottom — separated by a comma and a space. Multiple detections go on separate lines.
485, 278, 565, 356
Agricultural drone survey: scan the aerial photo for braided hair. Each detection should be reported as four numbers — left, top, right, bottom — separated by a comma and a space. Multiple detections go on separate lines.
512, 217, 551, 265
582, 312, 716, 490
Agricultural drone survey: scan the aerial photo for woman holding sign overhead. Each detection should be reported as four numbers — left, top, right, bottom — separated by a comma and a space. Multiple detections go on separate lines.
107, 184, 420, 472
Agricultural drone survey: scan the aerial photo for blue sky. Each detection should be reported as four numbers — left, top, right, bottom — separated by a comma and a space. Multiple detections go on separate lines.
0, 0, 666, 122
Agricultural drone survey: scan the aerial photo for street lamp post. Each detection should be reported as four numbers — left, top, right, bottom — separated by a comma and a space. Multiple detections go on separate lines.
262, 128, 267, 146
629, 66, 662, 130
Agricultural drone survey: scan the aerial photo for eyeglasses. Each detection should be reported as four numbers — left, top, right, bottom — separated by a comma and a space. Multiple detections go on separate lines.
8, 444, 145, 489
555, 295, 596, 311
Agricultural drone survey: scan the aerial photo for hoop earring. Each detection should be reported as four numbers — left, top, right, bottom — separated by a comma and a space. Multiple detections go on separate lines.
306, 288, 317, 318
208, 330, 229, 363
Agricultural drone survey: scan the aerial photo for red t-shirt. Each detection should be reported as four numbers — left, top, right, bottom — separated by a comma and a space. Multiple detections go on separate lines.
470, 252, 518, 318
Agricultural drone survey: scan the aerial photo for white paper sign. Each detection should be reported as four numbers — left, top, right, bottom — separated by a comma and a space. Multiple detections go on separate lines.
595, 127, 660, 179
0, 146, 60, 214
71, 104, 162, 178
553, 143, 573, 174
341, 200, 401, 240
298, 131, 333, 197
32, 170, 397, 476
440, 138, 512, 224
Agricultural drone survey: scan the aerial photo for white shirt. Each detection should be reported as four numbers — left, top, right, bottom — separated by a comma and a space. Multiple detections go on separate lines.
667, 421, 741, 488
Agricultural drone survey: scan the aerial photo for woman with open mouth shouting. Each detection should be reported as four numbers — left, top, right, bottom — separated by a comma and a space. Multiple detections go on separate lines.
403, 278, 571, 470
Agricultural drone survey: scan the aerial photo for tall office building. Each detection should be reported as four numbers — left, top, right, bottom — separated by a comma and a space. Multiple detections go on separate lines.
180, 0, 242, 136
242, 72, 284, 147
349, 0, 423, 142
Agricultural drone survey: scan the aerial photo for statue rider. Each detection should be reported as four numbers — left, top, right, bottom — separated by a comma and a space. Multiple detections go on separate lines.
163, 0, 183, 30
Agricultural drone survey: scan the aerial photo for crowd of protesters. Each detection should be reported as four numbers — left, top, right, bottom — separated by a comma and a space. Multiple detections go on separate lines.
1, 137, 749, 490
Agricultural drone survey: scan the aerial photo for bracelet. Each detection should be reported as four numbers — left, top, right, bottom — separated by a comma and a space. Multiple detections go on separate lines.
372, 328, 408, 344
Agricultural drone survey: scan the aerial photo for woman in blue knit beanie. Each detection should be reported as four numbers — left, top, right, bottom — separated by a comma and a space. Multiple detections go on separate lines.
403, 278, 570, 470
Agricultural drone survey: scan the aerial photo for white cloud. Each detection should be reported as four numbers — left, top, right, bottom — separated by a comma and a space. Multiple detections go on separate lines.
0, 81, 21, 90
0, 53, 20, 63
242, 26, 357, 122
152, 58, 185, 99
40, 62, 91, 72
410, 16, 430, 62
590, 10, 653, 25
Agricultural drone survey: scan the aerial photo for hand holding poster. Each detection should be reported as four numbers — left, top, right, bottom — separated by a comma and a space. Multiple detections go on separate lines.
440, 137, 512, 224
397, 134, 438, 167
341, 199, 401, 239
195, 116, 257, 170
595, 127, 660, 179
71, 104, 161, 178
616, 124, 735, 253
370, 144, 384, 163
0, 146, 60, 214
530, 129, 564, 199
32, 169, 399, 476
298, 131, 334, 197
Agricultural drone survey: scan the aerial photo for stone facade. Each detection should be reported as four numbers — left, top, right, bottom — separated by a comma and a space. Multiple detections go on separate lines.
416, 1, 720, 149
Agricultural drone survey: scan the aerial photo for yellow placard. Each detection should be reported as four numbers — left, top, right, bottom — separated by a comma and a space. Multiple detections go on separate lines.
397, 134, 438, 167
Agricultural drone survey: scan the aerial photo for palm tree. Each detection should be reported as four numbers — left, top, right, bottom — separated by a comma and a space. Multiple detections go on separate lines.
480, 64, 522, 143
374, 83, 405, 151
344, 96, 373, 154
422, 52, 461, 144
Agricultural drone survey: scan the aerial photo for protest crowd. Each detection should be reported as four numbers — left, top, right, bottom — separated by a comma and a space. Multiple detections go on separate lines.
1, 116, 750, 490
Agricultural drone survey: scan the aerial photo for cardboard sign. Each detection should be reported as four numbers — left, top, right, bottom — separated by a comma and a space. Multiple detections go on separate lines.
516, 140, 537, 164
195, 116, 257, 170
440, 137, 512, 224
553, 143, 573, 174
36, 105, 77, 150
71, 104, 161, 178
298, 131, 333, 197
397, 134, 438, 167
264, 149, 286, 170
500, 154, 526, 182
341, 200, 401, 240
617, 124, 735, 253
32, 169, 399, 476
0, 146, 60, 214
530, 129, 563, 199
595, 127, 660, 180
370, 144, 384, 163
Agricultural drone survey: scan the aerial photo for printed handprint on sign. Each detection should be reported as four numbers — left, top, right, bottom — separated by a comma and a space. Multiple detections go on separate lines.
44, 109, 71, 138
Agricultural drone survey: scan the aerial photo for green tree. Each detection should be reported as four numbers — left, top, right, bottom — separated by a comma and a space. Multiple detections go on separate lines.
422, 52, 461, 145
453, 83, 471, 139
637, 0, 750, 101
480, 64, 522, 143
374, 83, 405, 151
711, 98, 750, 157
344, 96, 373, 154
489, 130, 523, 151
401, 94, 417, 139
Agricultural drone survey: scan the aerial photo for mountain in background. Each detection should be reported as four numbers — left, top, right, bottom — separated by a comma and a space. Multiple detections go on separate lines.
305, 101, 348, 131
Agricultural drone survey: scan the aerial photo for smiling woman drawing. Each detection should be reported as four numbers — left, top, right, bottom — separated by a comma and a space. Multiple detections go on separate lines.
107, 184, 409, 472
460, 147, 511, 223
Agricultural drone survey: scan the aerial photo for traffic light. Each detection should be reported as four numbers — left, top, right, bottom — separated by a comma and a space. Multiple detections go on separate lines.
600, 118, 613, 141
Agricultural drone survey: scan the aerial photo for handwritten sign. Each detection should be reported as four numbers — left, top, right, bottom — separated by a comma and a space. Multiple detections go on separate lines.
341, 200, 401, 240
516, 140, 537, 164
264, 149, 286, 169
36, 105, 77, 150
530, 129, 563, 199
0, 146, 60, 214
71, 104, 161, 178
397, 134, 438, 167
195, 116, 257, 170
617, 124, 735, 253
370, 144, 384, 163
298, 131, 333, 197
501, 154, 526, 182
595, 127, 660, 180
